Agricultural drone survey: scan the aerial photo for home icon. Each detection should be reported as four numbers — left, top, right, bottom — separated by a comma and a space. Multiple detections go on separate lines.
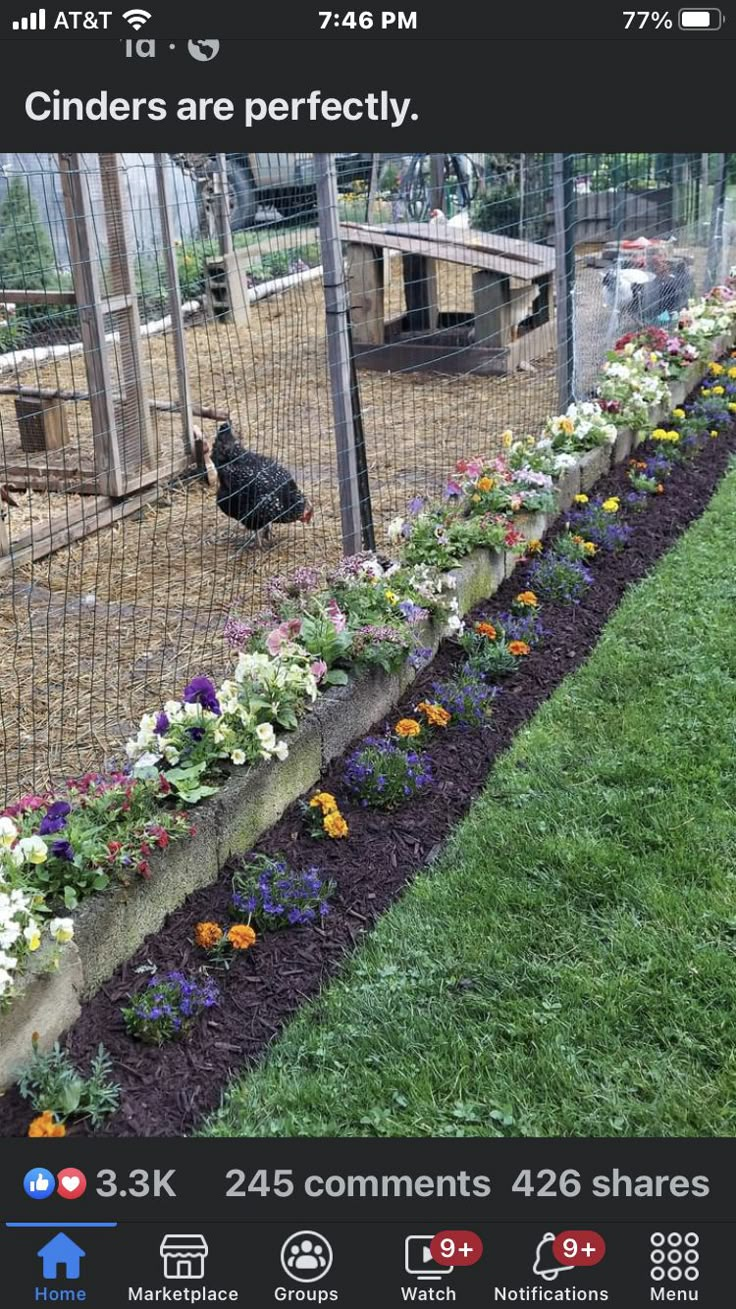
37, 1232, 85, 1280
160, 1234, 209, 1280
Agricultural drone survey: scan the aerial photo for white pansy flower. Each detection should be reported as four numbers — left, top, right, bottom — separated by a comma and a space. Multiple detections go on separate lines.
23, 922, 42, 951
272, 740, 289, 762
49, 917, 75, 944
17, 835, 48, 866
0, 817, 18, 848
231, 749, 246, 766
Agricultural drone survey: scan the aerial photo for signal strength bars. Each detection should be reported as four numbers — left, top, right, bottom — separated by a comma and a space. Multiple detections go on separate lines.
12, 8, 46, 28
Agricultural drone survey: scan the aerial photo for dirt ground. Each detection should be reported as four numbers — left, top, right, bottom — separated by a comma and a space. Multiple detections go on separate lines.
0, 261, 560, 799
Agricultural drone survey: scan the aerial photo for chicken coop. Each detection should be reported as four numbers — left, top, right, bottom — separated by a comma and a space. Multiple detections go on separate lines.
0, 152, 207, 573
341, 219, 556, 376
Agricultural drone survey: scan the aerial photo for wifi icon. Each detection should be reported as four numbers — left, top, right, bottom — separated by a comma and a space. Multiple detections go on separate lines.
123, 8, 151, 29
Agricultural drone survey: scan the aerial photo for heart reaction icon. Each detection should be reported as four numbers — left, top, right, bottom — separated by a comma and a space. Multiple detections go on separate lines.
56, 1168, 87, 1200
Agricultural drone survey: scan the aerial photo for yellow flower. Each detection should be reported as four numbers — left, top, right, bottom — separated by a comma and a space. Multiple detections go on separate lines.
671, 408, 685, 420
712, 385, 725, 396
527, 539, 543, 555
227, 924, 257, 950
477, 476, 494, 493
651, 428, 668, 439
501, 429, 514, 448
573, 494, 589, 505
711, 429, 720, 437
195, 921, 223, 950
602, 497, 620, 513
728, 403, 736, 413
384, 589, 399, 605
416, 701, 451, 729
701, 388, 712, 398
515, 591, 539, 608
709, 362, 724, 375
471, 493, 481, 504
728, 367, 736, 380
28, 1111, 66, 1138
666, 431, 681, 443
395, 718, 421, 738
560, 417, 575, 436
583, 541, 597, 556
309, 791, 338, 814
324, 811, 349, 839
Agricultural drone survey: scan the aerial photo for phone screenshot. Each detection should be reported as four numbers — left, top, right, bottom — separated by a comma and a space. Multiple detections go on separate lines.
0, 4, 733, 1304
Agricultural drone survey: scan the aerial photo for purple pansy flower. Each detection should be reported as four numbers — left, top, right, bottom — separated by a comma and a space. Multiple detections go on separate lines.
182, 676, 221, 716
38, 801, 71, 836
50, 838, 75, 862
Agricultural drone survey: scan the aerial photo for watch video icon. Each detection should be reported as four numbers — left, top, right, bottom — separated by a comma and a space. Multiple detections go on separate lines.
405, 1236, 454, 1282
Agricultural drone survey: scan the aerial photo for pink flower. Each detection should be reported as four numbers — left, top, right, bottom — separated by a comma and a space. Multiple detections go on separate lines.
465, 458, 483, 479
310, 659, 328, 683
266, 619, 302, 655
327, 599, 347, 633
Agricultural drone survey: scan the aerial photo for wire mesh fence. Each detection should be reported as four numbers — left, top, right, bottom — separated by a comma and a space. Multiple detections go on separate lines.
0, 150, 733, 804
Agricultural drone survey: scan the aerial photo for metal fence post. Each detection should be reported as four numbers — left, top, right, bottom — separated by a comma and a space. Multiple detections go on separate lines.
315, 152, 366, 558
553, 152, 575, 409
706, 153, 728, 291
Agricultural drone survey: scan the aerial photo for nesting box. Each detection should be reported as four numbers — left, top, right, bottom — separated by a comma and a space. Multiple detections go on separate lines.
15, 395, 69, 454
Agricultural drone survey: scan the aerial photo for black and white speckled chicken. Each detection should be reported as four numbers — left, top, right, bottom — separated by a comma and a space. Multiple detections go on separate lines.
207, 422, 313, 549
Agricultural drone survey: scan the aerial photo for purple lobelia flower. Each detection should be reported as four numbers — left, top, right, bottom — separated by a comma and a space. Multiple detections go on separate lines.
182, 676, 221, 716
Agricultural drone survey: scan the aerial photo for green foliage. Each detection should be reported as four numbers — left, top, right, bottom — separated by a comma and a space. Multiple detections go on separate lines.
18, 1041, 120, 1129
459, 629, 519, 679
471, 181, 521, 236
0, 178, 57, 291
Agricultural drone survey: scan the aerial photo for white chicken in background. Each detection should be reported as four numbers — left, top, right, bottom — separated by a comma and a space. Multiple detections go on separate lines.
601, 266, 656, 322
428, 207, 469, 231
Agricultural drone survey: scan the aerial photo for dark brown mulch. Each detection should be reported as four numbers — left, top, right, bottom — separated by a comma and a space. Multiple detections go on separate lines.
2, 420, 735, 1138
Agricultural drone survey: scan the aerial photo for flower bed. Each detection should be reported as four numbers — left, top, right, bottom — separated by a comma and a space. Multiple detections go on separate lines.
2, 281, 736, 1096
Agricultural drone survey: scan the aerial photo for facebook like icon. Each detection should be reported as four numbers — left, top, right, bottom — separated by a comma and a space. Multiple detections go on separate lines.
24, 1167, 57, 1200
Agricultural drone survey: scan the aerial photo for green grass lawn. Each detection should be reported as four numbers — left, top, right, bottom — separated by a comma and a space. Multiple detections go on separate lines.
205, 465, 736, 1138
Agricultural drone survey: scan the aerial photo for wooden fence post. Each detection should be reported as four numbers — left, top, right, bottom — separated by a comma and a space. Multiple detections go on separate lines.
206, 154, 249, 325
553, 152, 575, 410
154, 154, 195, 460
58, 152, 124, 497
315, 153, 364, 557
98, 153, 156, 489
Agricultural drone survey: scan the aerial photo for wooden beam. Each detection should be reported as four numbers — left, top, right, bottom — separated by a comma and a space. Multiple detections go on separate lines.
1, 453, 192, 498
59, 152, 125, 497
0, 289, 77, 306
0, 384, 228, 423
0, 482, 177, 578
154, 154, 196, 461
346, 244, 385, 347
0, 511, 9, 557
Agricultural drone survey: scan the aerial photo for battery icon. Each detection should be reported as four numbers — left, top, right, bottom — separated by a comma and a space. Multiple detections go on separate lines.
678, 8, 723, 27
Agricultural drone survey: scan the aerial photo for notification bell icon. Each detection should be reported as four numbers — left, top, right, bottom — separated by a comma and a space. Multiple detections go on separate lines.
532, 1233, 574, 1282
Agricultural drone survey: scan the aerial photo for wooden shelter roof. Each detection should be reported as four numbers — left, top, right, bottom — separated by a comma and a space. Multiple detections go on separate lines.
339, 220, 555, 282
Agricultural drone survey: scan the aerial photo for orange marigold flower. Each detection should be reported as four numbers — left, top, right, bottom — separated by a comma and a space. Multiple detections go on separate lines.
527, 539, 543, 555
195, 921, 223, 950
227, 923, 257, 951
309, 791, 338, 814
395, 718, 421, 738
515, 591, 538, 608
477, 476, 494, 492
324, 811, 349, 839
28, 1111, 66, 1139
417, 701, 451, 729
474, 621, 497, 640
508, 640, 531, 657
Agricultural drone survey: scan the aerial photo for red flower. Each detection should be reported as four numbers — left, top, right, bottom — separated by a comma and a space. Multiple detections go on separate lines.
189, 825, 198, 837
504, 528, 524, 548
137, 860, 151, 879
159, 774, 172, 795
108, 840, 122, 855
139, 841, 151, 856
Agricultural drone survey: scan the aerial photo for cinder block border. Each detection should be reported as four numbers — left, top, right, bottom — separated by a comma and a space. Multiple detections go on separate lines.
2, 331, 733, 1090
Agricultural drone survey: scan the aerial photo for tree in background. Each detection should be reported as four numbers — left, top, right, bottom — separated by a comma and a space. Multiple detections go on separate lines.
0, 177, 56, 291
